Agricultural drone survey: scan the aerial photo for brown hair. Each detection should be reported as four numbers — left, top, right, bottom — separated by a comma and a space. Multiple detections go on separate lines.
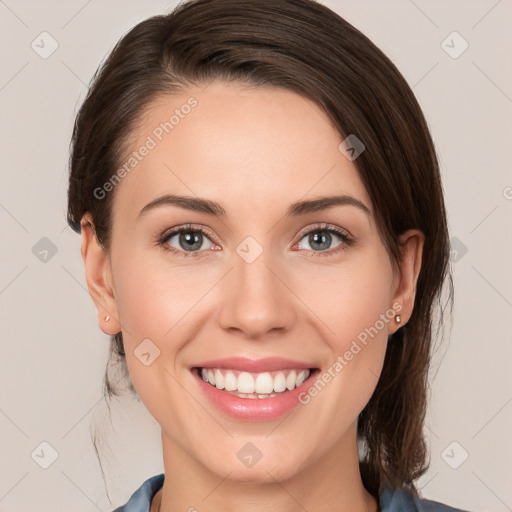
67, 0, 452, 497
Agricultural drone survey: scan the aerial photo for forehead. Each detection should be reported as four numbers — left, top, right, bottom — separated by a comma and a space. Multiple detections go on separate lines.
112, 80, 372, 219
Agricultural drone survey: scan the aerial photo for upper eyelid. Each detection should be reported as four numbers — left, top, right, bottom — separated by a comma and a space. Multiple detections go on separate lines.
296, 223, 351, 239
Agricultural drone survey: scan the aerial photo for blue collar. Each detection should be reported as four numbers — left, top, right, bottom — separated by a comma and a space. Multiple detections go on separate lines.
113, 473, 469, 512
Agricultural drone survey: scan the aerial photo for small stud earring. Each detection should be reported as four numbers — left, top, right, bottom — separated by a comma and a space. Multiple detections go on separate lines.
105, 315, 110, 322
395, 314, 401, 325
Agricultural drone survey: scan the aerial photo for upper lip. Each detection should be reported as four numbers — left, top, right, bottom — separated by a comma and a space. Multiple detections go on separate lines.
192, 357, 316, 373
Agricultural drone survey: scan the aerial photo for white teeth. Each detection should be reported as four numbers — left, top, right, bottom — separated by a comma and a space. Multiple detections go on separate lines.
224, 372, 238, 391
296, 370, 307, 387
286, 370, 297, 391
273, 372, 287, 392
254, 372, 274, 394
214, 369, 225, 390
199, 367, 311, 396
238, 372, 255, 393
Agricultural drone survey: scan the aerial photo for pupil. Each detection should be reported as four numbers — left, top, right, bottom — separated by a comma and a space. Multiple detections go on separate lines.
310, 231, 331, 251
180, 231, 202, 251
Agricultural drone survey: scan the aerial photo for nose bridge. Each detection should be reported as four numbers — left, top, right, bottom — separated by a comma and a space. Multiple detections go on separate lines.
217, 243, 296, 337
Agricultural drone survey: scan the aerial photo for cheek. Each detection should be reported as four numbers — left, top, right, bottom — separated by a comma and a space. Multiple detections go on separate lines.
298, 247, 395, 349
109, 246, 204, 423
293, 249, 395, 415
109, 247, 223, 409
110, 245, 213, 343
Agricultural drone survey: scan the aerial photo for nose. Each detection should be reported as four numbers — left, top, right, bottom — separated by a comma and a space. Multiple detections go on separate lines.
217, 250, 297, 339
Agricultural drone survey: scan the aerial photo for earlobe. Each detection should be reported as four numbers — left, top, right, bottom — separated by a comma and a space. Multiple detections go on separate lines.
388, 229, 424, 334
80, 214, 121, 335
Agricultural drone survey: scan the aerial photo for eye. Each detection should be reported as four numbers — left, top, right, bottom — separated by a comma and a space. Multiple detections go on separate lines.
292, 224, 353, 256
157, 223, 353, 259
158, 224, 218, 258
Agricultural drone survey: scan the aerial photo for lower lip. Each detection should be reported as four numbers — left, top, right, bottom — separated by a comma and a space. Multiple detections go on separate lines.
191, 368, 319, 422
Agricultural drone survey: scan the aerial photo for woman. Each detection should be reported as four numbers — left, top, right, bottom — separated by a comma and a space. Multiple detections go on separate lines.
66, 0, 471, 510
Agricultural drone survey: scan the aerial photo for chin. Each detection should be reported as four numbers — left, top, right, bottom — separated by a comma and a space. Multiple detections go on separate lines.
200, 448, 306, 484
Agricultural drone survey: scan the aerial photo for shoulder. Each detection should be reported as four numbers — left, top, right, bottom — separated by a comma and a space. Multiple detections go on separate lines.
111, 473, 165, 512
380, 486, 473, 512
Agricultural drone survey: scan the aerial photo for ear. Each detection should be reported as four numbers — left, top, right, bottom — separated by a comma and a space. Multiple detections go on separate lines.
80, 213, 121, 335
387, 229, 424, 334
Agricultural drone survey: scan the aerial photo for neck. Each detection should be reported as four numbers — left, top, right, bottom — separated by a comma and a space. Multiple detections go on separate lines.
154, 423, 378, 512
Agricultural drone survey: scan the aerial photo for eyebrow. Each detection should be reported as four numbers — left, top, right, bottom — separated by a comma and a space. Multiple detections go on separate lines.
137, 193, 371, 219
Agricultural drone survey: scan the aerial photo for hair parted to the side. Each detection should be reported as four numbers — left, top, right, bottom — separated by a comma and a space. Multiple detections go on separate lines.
67, 0, 453, 497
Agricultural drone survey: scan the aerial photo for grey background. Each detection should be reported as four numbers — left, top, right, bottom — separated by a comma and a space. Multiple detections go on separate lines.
0, 0, 511, 510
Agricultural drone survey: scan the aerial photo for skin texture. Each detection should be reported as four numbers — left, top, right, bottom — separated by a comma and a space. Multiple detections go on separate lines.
80, 81, 424, 512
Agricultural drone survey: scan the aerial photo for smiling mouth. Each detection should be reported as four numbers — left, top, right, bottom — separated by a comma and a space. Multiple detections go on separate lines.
192, 367, 318, 399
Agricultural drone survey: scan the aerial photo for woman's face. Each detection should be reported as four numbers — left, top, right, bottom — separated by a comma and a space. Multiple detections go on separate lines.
83, 80, 420, 482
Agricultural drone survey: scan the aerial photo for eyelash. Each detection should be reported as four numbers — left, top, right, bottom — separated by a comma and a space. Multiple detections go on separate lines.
156, 223, 354, 259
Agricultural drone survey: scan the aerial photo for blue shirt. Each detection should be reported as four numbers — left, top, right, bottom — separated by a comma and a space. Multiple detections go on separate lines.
112, 473, 472, 512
